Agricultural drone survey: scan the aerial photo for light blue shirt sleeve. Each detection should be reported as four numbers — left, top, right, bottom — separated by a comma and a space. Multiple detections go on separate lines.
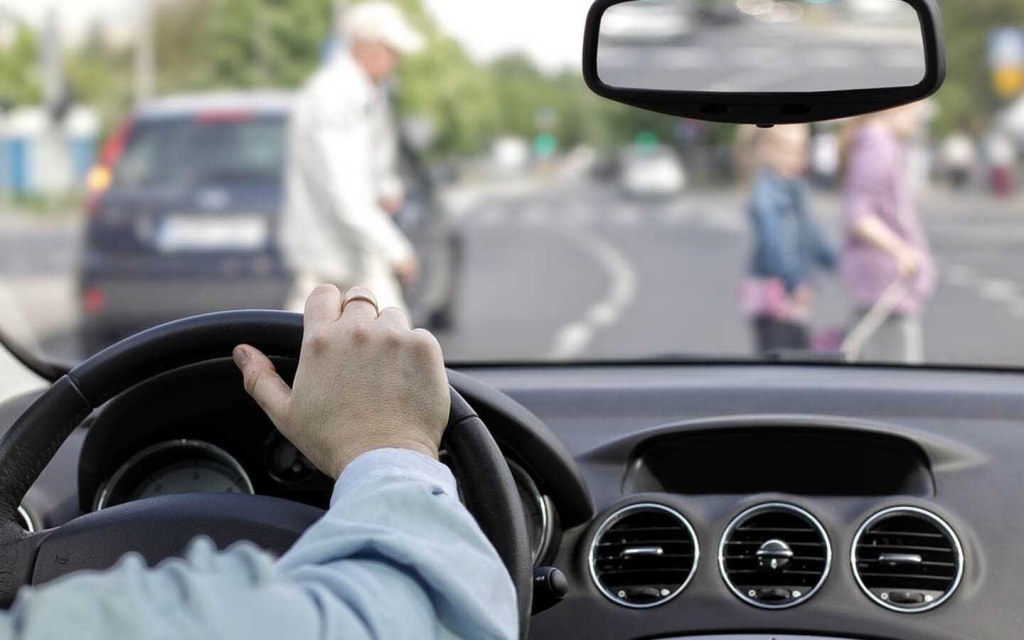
0, 449, 518, 640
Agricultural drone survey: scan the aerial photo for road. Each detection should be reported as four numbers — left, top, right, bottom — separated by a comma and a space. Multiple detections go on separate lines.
2, 179, 1024, 400
597, 18, 923, 93
438, 179, 1024, 366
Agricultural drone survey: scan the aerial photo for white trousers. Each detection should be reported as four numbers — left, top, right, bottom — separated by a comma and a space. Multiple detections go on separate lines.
286, 261, 408, 316
852, 311, 924, 365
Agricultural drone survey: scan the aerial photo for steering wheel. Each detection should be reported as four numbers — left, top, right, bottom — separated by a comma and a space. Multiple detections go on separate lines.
0, 311, 533, 635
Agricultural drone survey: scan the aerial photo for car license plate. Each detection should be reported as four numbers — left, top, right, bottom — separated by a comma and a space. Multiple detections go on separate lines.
155, 214, 268, 252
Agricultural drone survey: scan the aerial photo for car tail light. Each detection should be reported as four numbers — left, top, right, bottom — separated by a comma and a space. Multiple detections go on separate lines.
86, 119, 133, 219
82, 287, 107, 315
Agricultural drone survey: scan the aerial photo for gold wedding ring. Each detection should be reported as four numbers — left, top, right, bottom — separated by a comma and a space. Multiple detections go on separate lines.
342, 293, 380, 316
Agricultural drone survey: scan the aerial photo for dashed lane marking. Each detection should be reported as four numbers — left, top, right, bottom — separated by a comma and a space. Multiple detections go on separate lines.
978, 279, 1018, 303
548, 229, 637, 360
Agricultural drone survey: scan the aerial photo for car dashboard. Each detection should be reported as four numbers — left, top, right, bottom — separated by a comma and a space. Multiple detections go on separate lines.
4, 361, 1022, 639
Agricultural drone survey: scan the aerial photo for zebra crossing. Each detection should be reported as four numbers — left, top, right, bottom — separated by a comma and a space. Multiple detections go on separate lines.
464, 198, 746, 233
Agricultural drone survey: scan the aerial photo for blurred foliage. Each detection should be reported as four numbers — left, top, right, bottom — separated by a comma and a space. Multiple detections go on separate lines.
0, 25, 41, 109
383, 0, 504, 154
935, 0, 1024, 135
64, 24, 133, 133
140, 0, 333, 91
200, 0, 334, 88
151, 0, 212, 92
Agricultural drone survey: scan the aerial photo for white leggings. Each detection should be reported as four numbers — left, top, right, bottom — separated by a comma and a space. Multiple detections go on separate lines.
853, 312, 924, 365
286, 266, 408, 316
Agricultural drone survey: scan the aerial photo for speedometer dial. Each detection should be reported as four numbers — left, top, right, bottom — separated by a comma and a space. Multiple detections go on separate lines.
508, 460, 554, 565
438, 450, 554, 565
95, 440, 254, 510
132, 460, 251, 499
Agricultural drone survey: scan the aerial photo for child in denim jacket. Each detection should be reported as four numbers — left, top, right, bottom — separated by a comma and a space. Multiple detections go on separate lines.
741, 125, 837, 353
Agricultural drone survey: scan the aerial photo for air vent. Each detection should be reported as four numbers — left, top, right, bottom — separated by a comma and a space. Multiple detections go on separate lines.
719, 503, 831, 609
589, 503, 699, 608
852, 506, 964, 612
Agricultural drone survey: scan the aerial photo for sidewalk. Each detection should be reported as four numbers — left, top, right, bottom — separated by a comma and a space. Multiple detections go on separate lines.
0, 347, 44, 405
0, 207, 80, 233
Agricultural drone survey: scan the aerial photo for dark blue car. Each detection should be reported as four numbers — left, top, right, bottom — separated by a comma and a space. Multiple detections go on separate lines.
79, 92, 460, 354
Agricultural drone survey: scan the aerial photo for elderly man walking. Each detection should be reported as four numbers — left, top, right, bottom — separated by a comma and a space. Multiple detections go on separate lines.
282, 2, 424, 313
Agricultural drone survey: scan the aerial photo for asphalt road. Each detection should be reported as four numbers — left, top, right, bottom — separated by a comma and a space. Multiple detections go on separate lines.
435, 179, 1024, 366
597, 21, 924, 93
2, 178, 1024, 399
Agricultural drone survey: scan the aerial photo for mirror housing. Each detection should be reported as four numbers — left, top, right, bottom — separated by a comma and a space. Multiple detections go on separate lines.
582, 0, 946, 125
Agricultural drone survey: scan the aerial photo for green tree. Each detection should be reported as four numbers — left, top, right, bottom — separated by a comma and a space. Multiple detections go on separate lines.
198, 0, 333, 89
375, 0, 503, 154
152, 0, 213, 92
65, 22, 133, 131
936, 0, 1024, 133
398, 39, 501, 154
0, 25, 42, 109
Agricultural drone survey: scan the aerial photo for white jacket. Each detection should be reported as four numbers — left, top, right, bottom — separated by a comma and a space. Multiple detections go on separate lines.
281, 51, 413, 283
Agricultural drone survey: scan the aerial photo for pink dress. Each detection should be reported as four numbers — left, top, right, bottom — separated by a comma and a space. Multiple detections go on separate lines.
839, 126, 936, 318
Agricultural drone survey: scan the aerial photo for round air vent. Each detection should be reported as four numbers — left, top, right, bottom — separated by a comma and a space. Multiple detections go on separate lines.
589, 503, 699, 608
719, 503, 831, 609
852, 506, 964, 613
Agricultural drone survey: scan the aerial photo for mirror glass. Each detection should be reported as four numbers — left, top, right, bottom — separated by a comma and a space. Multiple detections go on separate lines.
596, 0, 927, 93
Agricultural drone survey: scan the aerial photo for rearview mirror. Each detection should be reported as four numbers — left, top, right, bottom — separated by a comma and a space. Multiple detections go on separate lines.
582, 0, 945, 125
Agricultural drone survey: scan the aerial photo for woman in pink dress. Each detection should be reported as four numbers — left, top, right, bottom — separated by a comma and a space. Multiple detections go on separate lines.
840, 102, 936, 364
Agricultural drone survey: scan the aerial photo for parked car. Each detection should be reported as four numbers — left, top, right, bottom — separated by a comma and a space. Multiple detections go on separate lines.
79, 92, 461, 354
844, 0, 911, 23
619, 145, 687, 198
599, 0, 695, 42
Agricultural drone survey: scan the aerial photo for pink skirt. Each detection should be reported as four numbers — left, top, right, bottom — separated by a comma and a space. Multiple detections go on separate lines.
739, 278, 809, 323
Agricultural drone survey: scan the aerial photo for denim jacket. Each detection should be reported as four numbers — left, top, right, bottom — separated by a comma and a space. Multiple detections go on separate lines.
748, 169, 836, 293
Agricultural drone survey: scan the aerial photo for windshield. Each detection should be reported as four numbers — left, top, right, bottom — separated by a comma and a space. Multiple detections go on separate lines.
0, 0, 1022, 375
114, 118, 286, 188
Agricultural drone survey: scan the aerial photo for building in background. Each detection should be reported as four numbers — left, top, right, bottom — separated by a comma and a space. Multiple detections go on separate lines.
0, 106, 99, 198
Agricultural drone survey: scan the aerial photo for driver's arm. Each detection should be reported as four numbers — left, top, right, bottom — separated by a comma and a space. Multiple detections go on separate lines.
0, 286, 517, 640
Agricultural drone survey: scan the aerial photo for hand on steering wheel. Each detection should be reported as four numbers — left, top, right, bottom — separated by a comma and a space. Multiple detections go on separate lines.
233, 285, 448, 479
0, 301, 533, 635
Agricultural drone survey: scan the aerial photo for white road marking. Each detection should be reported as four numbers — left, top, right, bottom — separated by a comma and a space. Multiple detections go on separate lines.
600, 46, 715, 70
943, 263, 1024, 325
0, 277, 50, 399
548, 229, 637, 360
475, 200, 698, 230
979, 279, 1018, 303
0, 279, 42, 353
549, 323, 591, 359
